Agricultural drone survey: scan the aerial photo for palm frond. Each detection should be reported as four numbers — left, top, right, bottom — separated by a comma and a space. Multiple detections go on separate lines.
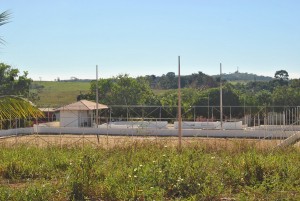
0, 95, 44, 120
0, 10, 11, 45
0, 10, 11, 26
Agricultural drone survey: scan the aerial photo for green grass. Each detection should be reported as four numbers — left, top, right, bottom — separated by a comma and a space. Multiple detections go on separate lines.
33, 81, 90, 107
0, 142, 300, 200
33, 81, 171, 107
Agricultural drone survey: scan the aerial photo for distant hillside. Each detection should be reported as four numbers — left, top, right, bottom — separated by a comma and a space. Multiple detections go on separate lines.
32, 81, 90, 107
212, 72, 273, 82
32, 72, 274, 107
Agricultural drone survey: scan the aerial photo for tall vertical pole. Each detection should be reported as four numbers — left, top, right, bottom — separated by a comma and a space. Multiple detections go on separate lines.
96, 65, 100, 143
193, 107, 196, 122
230, 106, 232, 122
178, 56, 182, 150
297, 106, 299, 125
96, 65, 99, 127
159, 106, 162, 121
293, 108, 294, 125
208, 94, 210, 121
244, 97, 246, 125
220, 63, 223, 129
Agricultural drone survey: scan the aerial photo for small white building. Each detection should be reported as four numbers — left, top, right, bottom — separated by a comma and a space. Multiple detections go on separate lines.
39, 108, 59, 122
56, 100, 108, 127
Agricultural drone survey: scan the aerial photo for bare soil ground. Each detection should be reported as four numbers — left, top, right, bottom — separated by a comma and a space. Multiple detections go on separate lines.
0, 134, 283, 150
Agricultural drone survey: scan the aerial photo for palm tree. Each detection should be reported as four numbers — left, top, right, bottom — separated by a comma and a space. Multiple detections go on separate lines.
1, 11, 44, 128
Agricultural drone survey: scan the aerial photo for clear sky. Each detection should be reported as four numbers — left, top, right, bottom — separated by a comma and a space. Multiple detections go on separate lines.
1, 0, 300, 81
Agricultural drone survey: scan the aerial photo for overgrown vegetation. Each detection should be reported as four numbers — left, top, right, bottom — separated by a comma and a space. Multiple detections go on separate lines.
0, 63, 44, 128
72, 71, 299, 122
0, 142, 300, 200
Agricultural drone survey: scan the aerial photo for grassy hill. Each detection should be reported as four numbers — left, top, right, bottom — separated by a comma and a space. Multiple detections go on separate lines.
32, 81, 91, 107
33, 81, 172, 107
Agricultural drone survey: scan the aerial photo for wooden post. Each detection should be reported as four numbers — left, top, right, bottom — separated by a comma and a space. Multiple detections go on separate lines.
96, 65, 99, 126
220, 63, 223, 129
207, 95, 210, 121
178, 56, 182, 150
96, 65, 100, 143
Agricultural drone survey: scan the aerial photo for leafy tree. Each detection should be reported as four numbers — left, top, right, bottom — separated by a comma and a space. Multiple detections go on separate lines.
255, 90, 272, 106
274, 70, 289, 86
158, 72, 177, 89
272, 86, 300, 106
244, 81, 274, 93
79, 75, 160, 120
197, 84, 241, 119
0, 63, 32, 96
222, 84, 240, 108
138, 71, 218, 90
82, 74, 159, 106
275, 70, 289, 81
184, 71, 218, 89
159, 88, 200, 109
137, 75, 158, 88
290, 79, 300, 88
159, 88, 201, 120
159, 84, 242, 120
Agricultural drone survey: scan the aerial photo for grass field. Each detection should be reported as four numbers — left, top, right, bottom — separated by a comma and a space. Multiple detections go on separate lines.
0, 135, 300, 200
33, 81, 91, 108
33, 81, 170, 107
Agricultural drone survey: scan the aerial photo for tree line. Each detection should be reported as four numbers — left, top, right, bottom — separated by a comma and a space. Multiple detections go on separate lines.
140, 71, 218, 90
76, 70, 300, 121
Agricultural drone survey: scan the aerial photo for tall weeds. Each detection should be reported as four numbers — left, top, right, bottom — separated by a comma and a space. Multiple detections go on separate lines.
0, 141, 299, 200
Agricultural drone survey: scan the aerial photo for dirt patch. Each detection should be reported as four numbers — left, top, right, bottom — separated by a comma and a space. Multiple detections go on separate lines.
0, 134, 282, 150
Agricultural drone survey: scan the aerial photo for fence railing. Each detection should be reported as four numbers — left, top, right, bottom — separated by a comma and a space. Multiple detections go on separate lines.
1, 105, 300, 130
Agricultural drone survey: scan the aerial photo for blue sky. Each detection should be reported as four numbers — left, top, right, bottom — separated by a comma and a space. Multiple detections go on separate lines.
1, 0, 300, 81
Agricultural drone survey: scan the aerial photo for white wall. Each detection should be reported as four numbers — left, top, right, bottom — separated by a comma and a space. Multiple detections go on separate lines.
79, 111, 92, 127
60, 110, 93, 127
0, 125, 299, 139
0, 127, 33, 137
29, 126, 297, 138
60, 110, 79, 127
100, 121, 168, 129
174, 121, 243, 130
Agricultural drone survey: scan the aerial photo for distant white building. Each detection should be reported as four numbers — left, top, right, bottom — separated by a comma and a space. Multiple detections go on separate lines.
56, 100, 108, 127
